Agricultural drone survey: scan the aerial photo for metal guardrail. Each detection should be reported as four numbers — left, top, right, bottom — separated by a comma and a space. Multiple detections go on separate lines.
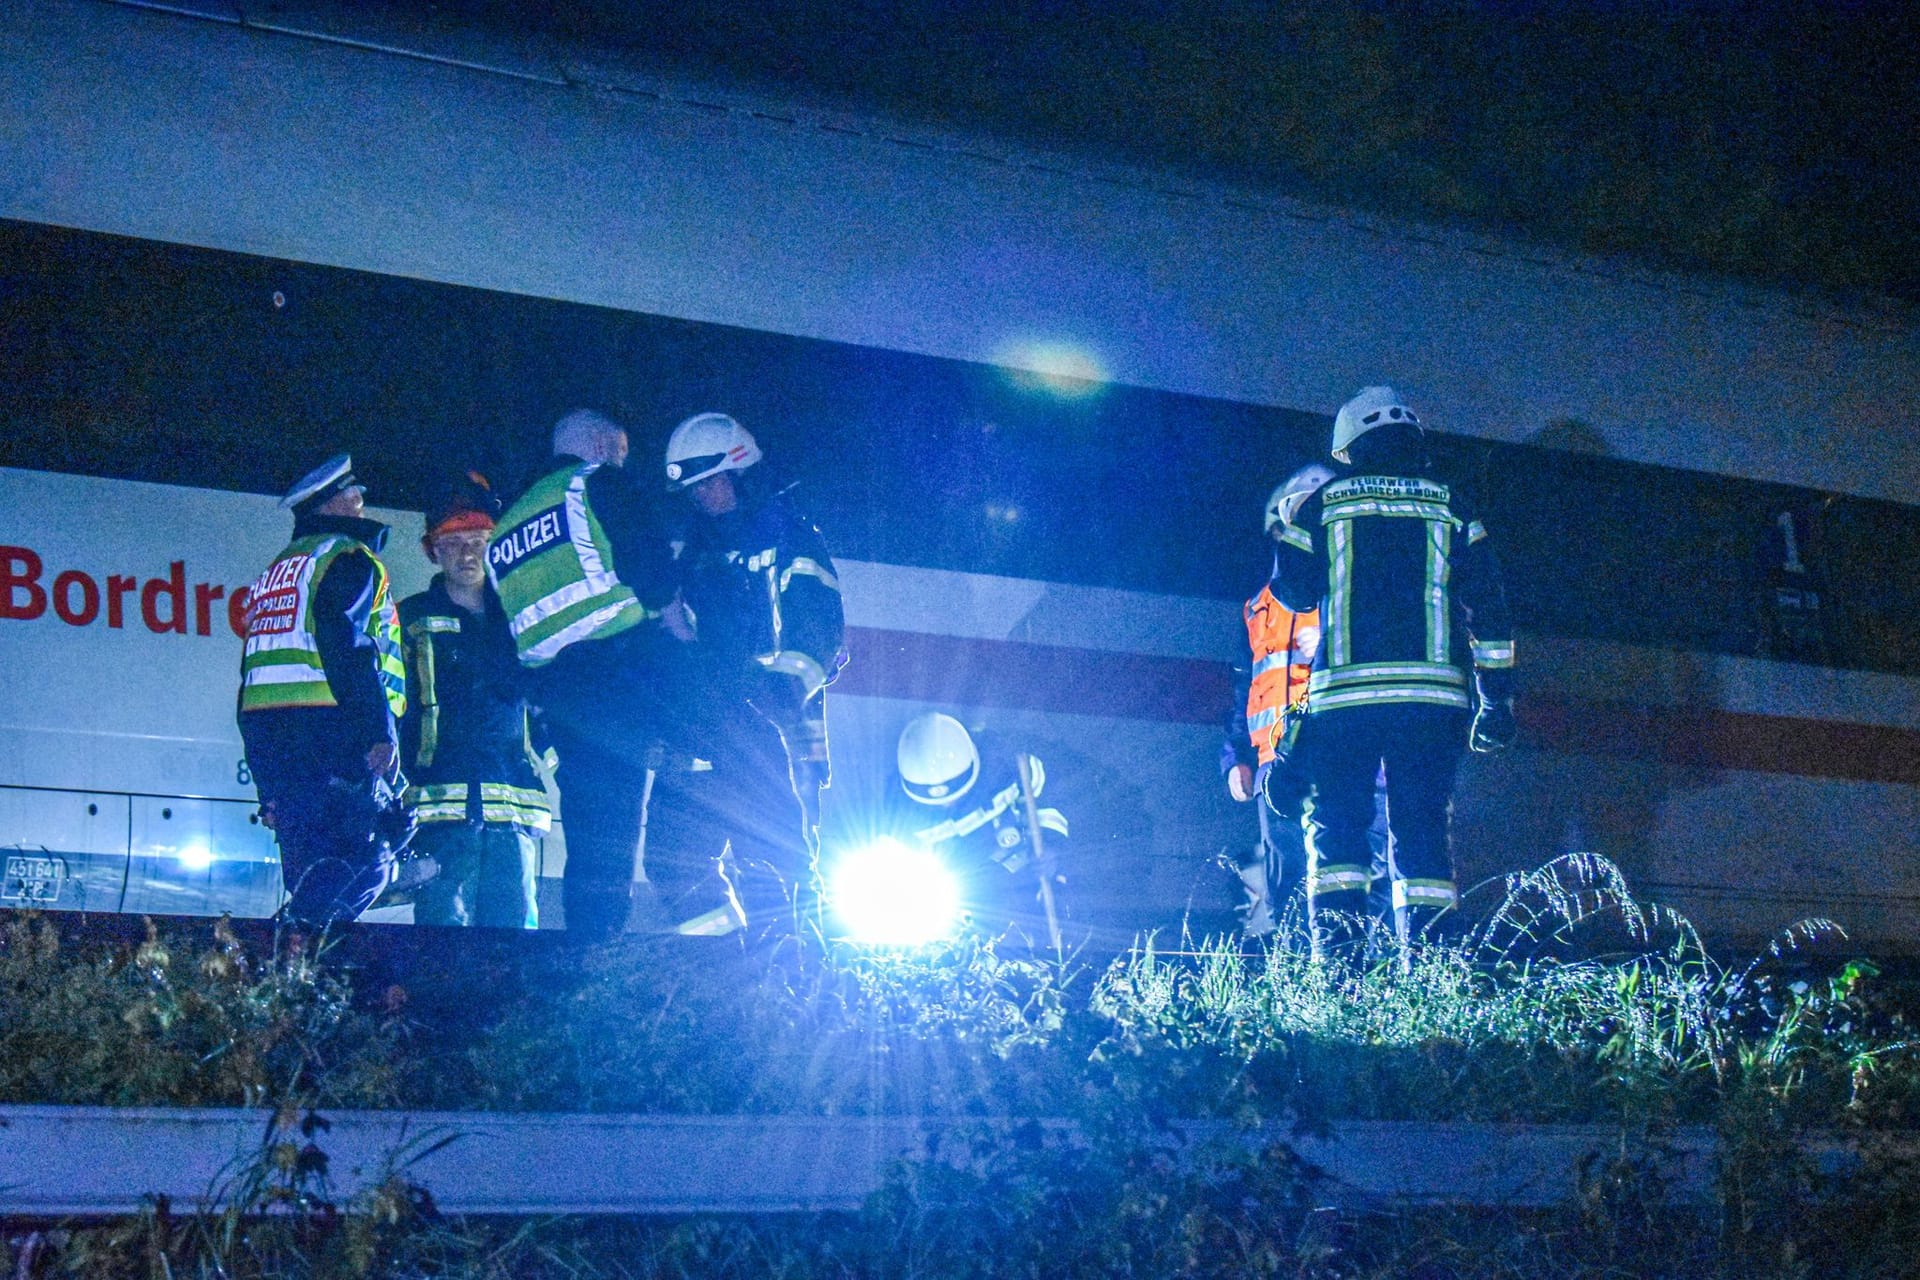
4, 1105, 1905, 1217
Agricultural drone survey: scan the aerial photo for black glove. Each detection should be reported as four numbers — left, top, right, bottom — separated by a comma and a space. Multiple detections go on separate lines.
1469, 668, 1518, 754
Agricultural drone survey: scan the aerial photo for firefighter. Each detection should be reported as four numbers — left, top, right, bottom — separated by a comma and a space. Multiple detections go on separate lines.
487, 410, 679, 942
1272, 386, 1517, 948
1223, 466, 1330, 939
893, 712, 1069, 946
397, 473, 551, 929
653, 412, 846, 933
237, 454, 410, 926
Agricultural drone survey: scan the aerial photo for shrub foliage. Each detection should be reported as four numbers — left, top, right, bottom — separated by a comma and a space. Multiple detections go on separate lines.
4, 856, 1919, 1277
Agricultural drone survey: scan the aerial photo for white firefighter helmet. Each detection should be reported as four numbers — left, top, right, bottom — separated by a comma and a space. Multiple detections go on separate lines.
665, 412, 762, 490
896, 712, 980, 806
1331, 385, 1421, 461
1264, 463, 1336, 533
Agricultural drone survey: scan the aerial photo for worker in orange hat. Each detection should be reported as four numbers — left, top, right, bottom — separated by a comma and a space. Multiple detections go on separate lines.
395, 471, 552, 928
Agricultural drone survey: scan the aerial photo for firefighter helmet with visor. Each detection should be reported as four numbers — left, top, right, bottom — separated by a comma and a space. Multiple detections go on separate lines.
665, 413, 762, 490
1265, 464, 1336, 533
897, 712, 981, 806
1331, 385, 1421, 461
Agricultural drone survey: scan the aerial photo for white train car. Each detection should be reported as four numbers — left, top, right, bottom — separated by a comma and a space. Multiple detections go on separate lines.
3, 0, 1917, 948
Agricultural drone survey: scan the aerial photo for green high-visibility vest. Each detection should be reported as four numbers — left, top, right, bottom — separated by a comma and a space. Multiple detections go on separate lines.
487, 462, 648, 666
239, 534, 407, 717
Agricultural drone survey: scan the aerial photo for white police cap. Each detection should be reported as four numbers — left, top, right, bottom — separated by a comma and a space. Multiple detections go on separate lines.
280, 453, 364, 511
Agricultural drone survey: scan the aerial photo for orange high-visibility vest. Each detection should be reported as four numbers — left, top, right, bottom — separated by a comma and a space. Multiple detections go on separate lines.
1244, 586, 1317, 765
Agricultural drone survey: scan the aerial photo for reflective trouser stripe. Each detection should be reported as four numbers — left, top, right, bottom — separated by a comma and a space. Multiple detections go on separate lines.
1309, 863, 1371, 897
1472, 640, 1515, 668
758, 648, 830, 700
1392, 878, 1458, 909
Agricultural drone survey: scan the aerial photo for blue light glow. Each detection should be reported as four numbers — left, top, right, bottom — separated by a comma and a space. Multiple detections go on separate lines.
828, 837, 961, 946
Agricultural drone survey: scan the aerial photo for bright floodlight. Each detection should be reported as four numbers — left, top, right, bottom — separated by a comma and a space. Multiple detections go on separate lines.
830, 837, 960, 946
176, 842, 214, 870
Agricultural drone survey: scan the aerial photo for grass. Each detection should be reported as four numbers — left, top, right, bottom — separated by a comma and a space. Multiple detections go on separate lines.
4, 855, 1920, 1276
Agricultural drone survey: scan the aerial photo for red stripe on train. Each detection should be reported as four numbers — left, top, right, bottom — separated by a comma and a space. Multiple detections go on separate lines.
1523, 697, 1920, 788
840, 627, 1920, 787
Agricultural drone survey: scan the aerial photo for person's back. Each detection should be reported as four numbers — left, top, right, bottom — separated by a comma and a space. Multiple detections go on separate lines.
486, 410, 679, 942
1273, 387, 1515, 947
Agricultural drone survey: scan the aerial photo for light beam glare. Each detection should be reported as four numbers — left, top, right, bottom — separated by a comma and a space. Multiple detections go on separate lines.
828, 837, 961, 946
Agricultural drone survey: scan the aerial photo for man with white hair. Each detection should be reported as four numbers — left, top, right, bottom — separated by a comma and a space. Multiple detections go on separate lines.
487, 409, 679, 941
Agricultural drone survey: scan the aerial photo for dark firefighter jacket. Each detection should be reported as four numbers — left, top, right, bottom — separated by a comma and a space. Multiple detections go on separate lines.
237, 512, 401, 797
893, 748, 1070, 877
1271, 451, 1514, 712
398, 576, 553, 833
677, 486, 848, 733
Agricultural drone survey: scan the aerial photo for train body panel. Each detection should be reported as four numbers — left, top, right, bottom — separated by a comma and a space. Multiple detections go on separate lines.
5, 467, 1920, 945
2, 1, 1918, 946
4, 0, 1918, 502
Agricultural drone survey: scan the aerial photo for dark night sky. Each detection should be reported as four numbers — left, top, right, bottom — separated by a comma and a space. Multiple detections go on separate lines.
361, 0, 1920, 303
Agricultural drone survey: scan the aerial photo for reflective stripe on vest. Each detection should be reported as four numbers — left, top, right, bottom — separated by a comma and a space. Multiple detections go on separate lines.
1243, 587, 1316, 765
239, 535, 406, 718
487, 462, 648, 667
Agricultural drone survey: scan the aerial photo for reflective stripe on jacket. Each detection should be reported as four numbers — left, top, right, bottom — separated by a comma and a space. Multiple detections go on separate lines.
487, 462, 648, 666
1281, 473, 1511, 713
1243, 587, 1317, 764
404, 781, 552, 830
239, 534, 406, 717
399, 583, 553, 833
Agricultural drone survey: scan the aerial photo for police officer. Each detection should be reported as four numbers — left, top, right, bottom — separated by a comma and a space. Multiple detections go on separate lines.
238, 454, 409, 926
654, 412, 846, 932
1272, 387, 1517, 947
893, 712, 1068, 947
487, 410, 679, 942
1224, 466, 1329, 939
399, 473, 551, 929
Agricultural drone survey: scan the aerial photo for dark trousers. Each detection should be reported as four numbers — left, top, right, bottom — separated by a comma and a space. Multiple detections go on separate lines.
646, 712, 813, 932
413, 822, 539, 929
1258, 756, 1310, 928
270, 780, 389, 926
1262, 756, 1395, 942
1301, 703, 1466, 912
531, 636, 679, 942
547, 722, 651, 943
